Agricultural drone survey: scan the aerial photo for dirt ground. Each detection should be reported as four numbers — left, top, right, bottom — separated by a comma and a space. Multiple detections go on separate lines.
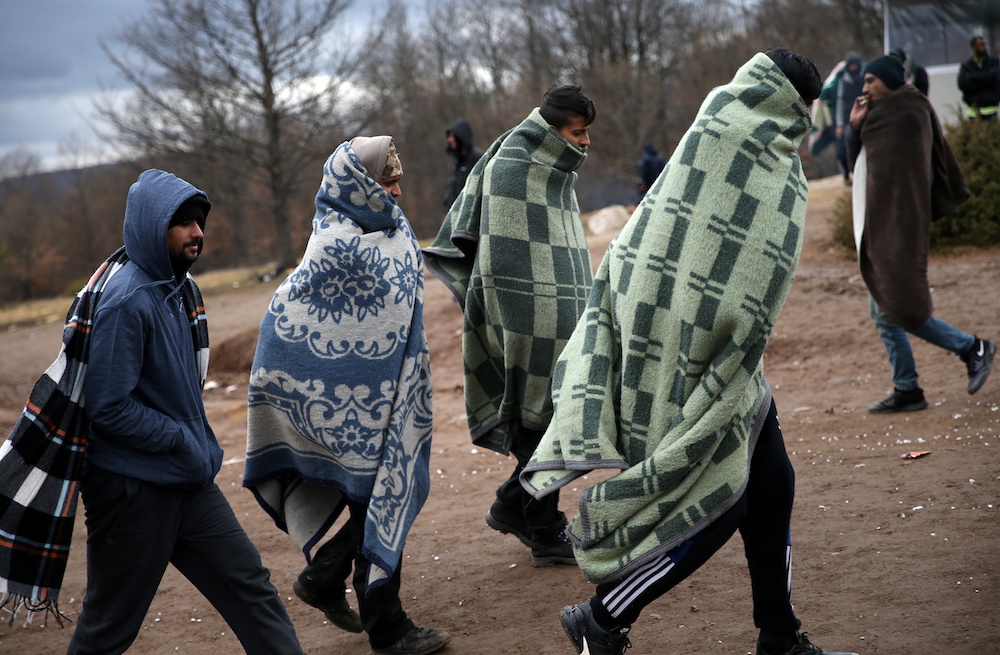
1, 176, 997, 655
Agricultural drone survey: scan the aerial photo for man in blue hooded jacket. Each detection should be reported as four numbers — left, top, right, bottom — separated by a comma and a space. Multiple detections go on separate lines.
67, 169, 303, 655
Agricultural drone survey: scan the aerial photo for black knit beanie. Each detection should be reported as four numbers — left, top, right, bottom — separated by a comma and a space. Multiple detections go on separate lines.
863, 55, 905, 90
169, 196, 210, 229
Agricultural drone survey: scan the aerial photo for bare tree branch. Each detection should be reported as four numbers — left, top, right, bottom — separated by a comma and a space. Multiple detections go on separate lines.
93, 0, 361, 270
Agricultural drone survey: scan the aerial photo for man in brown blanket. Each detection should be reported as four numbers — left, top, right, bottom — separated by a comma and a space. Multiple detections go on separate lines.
848, 54, 995, 414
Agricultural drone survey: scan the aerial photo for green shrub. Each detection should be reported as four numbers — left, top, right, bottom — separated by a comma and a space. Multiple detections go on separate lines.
829, 193, 855, 254
827, 117, 1000, 253
937, 118, 1000, 248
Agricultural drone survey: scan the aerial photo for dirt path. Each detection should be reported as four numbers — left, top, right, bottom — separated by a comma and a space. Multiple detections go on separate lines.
1, 177, 998, 654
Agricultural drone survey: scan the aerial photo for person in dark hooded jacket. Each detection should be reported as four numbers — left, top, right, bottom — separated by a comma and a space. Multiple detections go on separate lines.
443, 119, 484, 208
834, 52, 865, 184
637, 142, 665, 198
67, 169, 304, 655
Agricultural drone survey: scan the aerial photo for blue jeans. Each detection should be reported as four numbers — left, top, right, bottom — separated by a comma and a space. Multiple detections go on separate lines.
869, 295, 974, 391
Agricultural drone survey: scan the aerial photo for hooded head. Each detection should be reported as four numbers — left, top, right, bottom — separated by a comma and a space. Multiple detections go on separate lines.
124, 169, 211, 282
844, 51, 863, 72
349, 135, 402, 184
864, 55, 906, 90
445, 119, 474, 157
766, 48, 823, 104
167, 197, 209, 278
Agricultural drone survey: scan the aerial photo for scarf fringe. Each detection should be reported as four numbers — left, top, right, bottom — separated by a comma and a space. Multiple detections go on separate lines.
0, 592, 72, 628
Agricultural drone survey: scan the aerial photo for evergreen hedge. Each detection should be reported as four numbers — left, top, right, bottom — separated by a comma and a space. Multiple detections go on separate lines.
828, 116, 1000, 253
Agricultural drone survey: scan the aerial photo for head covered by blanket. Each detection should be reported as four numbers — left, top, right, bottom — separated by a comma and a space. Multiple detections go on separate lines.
243, 139, 432, 592
850, 84, 968, 330
522, 53, 812, 584
422, 108, 593, 454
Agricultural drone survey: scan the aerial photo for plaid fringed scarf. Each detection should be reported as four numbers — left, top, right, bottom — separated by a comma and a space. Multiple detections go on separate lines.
0, 247, 209, 622
523, 53, 811, 584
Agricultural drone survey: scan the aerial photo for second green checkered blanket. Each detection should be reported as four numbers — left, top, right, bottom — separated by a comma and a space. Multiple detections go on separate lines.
423, 108, 592, 454
522, 53, 812, 583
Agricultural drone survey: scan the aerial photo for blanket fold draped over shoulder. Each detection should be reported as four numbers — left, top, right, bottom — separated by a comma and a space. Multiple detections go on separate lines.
522, 53, 811, 584
0, 248, 207, 617
851, 84, 969, 331
245, 142, 432, 592
423, 108, 593, 453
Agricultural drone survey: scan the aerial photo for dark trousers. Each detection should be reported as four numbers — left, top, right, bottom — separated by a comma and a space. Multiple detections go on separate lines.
592, 400, 802, 644
494, 427, 565, 535
67, 469, 302, 655
301, 519, 355, 594
305, 499, 412, 649
835, 135, 850, 180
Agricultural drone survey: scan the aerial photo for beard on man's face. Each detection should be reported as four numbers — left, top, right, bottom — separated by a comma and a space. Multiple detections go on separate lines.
170, 238, 203, 277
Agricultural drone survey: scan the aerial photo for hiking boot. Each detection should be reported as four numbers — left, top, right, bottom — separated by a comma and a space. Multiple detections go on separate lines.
485, 506, 533, 547
756, 632, 858, 655
867, 387, 928, 414
561, 602, 631, 655
291, 578, 362, 633
530, 527, 576, 566
372, 625, 452, 655
962, 336, 995, 394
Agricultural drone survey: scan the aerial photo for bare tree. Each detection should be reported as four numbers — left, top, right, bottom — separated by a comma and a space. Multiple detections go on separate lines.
537, 0, 706, 178
831, 0, 884, 53
95, 0, 365, 270
0, 149, 60, 300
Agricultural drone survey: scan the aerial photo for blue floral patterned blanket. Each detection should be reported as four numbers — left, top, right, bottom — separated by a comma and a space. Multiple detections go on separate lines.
244, 142, 432, 591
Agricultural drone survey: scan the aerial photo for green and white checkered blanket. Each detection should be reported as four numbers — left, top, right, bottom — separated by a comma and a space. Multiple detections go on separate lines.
423, 108, 592, 454
522, 53, 812, 584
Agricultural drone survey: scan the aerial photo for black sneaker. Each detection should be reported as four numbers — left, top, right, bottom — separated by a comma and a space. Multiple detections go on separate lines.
485, 506, 533, 547
561, 602, 631, 655
372, 625, 452, 655
867, 387, 928, 414
756, 632, 858, 655
530, 528, 577, 566
291, 578, 362, 633
962, 337, 996, 394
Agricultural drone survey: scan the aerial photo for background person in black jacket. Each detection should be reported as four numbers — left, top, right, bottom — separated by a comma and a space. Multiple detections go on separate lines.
443, 119, 484, 208
889, 47, 929, 95
958, 35, 1000, 120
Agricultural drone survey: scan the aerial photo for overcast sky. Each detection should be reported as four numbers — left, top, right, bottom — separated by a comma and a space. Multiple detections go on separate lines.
0, 0, 156, 170
0, 0, 388, 173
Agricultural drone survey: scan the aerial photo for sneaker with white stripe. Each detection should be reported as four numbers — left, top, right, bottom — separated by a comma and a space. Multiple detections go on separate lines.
560, 602, 631, 655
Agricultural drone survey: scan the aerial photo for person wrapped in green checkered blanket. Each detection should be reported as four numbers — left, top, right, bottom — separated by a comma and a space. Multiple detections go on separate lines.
424, 85, 597, 566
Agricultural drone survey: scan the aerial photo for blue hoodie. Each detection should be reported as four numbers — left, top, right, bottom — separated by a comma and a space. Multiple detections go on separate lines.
83, 169, 221, 488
